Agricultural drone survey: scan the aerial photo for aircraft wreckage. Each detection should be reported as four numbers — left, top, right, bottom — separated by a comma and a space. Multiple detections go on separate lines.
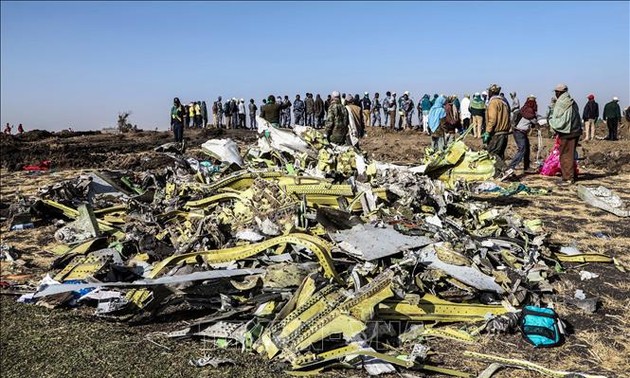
10, 118, 612, 377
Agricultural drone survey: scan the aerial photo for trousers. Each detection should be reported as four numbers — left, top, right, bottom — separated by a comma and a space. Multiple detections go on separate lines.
316, 114, 324, 128
559, 136, 579, 181
250, 115, 256, 129
584, 119, 595, 140
487, 132, 509, 160
363, 110, 371, 127
389, 111, 396, 128
172, 123, 183, 142
294, 112, 304, 126
472, 115, 483, 138
606, 118, 619, 140
509, 130, 530, 170
422, 111, 430, 134
372, 111, 381, 127
306, 112, 314, 126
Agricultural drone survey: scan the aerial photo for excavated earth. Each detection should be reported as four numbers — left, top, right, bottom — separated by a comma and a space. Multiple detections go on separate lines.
1, 125, 629, 378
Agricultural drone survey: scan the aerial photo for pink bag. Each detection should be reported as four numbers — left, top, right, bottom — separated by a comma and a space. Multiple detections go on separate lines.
540, 136, 578, 176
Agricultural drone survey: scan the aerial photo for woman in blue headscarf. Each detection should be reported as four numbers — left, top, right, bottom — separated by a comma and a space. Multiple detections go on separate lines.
428, 95, 447, 150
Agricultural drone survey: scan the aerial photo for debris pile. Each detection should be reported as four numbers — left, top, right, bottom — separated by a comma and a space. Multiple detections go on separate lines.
7, 118, 612, 377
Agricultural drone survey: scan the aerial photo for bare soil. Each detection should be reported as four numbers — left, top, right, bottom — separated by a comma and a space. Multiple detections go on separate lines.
1, 126, 628, 378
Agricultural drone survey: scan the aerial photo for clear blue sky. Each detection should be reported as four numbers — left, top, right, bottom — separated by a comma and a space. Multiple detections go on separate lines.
1, 1, 628, 131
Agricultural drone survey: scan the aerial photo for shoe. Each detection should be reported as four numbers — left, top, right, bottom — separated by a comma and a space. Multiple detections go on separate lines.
524, 168, 538, 174
499, 168, 515, 181
556, 179, 575, 187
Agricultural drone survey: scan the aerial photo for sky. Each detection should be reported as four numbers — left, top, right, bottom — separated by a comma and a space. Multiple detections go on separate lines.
1, 1, 629, 131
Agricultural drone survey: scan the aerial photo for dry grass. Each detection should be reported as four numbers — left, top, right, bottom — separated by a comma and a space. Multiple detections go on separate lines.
1, 130, 629, 377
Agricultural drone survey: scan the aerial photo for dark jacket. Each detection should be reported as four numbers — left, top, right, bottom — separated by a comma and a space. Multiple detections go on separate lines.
582, 100, 599, 121
305, 97, 315, 113
603, 101, 621, 120
260, 102, 289, 124
314, 98, 324, 116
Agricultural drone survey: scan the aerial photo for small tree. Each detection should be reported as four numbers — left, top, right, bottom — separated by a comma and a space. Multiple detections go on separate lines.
117, 111, 133, 132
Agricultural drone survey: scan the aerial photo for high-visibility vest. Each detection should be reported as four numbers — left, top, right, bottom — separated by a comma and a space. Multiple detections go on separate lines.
189, 106, 195, 117
194, 104, 201, 116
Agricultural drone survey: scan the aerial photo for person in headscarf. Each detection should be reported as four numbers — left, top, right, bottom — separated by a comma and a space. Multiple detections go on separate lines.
506, 95, 539, 176
549, 84, 582, 185
428, 95, 448, 150
444, 96, 460, 139
421, 94, 432, 134
469, 93, 485, 138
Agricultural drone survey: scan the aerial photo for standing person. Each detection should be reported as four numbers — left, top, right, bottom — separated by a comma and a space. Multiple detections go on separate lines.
201, 101, 208, 128
324, 95, 332, 121
444, 97, 460, 142
460, 94, 471, 133
421, 94, 432, 134
582, 94, 599, 141
361, 93, 372, 127
383, 91, 392, 126
282, 95, 292, 127
430, 94, 438, 106
170, 97, 185, 144
549, 84, 582, 185
325, 91, 350, 145
428, 95, 448, 150
238, 99, 246, 128
231, 98, 239, 128
388, 92, 397, 129
509, 92, 521, 128
397, 92, 407, 129
371, 92, 382, 127
3, 123, 11, 134
260, 95, 291, 127
224, 98, 233, 129
314, 94, 325, 128
188, 102, 195, 128
305, 93, 315, 126
603, 97, 622, 141
470, 93, 485, 138
505, 95, 539, 177
452, 95, 461, 113
213, 96, 223, 128
293, 94, 305, 125
482, 84, 511, 160
17, 123, 24, 134
345, 94, 365, 145
481, 91, 489, 106
194, 101, 202, 128
248, 99, 258, 129
402, 92, 414, 129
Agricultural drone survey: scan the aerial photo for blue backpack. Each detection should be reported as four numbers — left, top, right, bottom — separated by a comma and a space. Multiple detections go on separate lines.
519, 306, 565, 347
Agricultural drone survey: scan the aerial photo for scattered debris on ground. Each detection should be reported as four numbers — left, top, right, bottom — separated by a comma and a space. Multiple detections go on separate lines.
1, 124, 627, 378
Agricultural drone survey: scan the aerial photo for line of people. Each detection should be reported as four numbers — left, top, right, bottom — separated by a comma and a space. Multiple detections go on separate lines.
171, 87, 628, 186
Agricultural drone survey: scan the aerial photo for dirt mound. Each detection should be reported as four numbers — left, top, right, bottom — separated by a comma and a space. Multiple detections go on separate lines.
587, 151, 630, 173
0, 128, 258, 172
